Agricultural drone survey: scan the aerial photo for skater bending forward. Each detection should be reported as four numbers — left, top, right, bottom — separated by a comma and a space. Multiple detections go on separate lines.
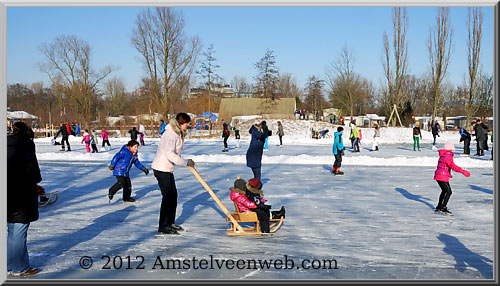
434, 142, 470, 214
108, 140, 149, 203
229, 177, 285, 234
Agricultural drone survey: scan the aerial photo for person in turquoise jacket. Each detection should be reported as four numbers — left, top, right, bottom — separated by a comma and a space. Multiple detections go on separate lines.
108, 140, 149, 202
332, 126, 345, 175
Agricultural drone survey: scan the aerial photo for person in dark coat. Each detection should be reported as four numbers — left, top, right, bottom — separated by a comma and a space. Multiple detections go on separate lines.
459, 127, 471, 156
128, 127, 140, 141
473, 119, 489, 156
108, 140, 149, 202
221, 119, 230, 152
431, 121, 440, 146
7, 122, 41, 277
246, 121, 269, 181
54, 122, 71, 151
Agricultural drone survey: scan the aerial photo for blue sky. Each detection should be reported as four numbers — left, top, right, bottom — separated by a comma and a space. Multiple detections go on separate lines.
6, 6, 495, 92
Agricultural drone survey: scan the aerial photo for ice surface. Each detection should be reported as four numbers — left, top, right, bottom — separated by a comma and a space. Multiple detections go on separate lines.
9, 123, 494, 280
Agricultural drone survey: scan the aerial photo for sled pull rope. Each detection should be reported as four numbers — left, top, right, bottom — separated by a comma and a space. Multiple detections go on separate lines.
188, 166, 245, 233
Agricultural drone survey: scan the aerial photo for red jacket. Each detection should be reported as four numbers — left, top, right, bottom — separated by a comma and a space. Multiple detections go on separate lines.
230, 190, 256, 212
434, 149, 470, 182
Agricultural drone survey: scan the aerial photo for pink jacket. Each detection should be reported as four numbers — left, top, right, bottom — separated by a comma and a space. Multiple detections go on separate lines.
82, 133, 90, 143
230, 190, 257, 212
151, 120, 187, 172
434, 149, 470, 182
102, 130, 108, 141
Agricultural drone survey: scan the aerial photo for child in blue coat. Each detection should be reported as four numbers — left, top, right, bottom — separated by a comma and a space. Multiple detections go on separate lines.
108, 140, 149, 202
332, 126, 345, 175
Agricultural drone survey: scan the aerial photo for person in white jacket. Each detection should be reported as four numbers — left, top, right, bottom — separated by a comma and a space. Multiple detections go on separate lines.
152, 113, 195, 235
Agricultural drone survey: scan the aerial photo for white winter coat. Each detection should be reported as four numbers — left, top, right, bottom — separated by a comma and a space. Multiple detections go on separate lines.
151, 119, 187, 172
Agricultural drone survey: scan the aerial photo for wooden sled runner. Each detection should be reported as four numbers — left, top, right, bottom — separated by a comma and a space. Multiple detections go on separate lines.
39, 191, 59, 207
189, 167, 284, 236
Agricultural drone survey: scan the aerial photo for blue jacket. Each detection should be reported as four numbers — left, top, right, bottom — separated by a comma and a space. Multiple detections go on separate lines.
159, 122, 167, 135
75, 125, 80, 135
246, 125, 268, 168
459, 128, 471, 142
332, 132, 344, 155
110, 145, 145, 177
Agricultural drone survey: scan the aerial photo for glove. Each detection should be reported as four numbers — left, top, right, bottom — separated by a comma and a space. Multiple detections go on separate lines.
187, 159, 195, 167
109, 165, 114, 171
463, 170, 471, 177
142, 167, 149, 175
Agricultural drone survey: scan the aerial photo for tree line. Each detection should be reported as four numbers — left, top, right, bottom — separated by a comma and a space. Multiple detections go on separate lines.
7, 7, 493, 128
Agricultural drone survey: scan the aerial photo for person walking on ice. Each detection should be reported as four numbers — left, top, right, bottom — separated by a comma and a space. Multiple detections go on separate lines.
434, 142, 470, 215
108, 140, 149, 203
413, 122, 422, 151
371, 123, 380, 151
151, 113, 195, 235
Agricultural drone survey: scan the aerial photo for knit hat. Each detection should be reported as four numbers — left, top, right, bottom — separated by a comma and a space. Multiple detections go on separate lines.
247, 178, 263, 194
444, 142, 455, 151
337, 126, 344, 132
230, 176, 247, 194
416, 122, 420, 126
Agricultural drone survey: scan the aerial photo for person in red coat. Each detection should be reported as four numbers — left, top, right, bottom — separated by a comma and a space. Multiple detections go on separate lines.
434, 142, 471, 214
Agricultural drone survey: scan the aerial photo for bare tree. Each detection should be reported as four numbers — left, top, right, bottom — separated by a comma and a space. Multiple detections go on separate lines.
131, 7, 200, 119
427, 7, 453, 122
382, 7, 409, 126
325, 45, 357, 117
465, 7, 483, 126
254, 49, 280, 100
476, 72, 493, 120
304, 76, 326, 120
38, 34, 114, 125
104, 77, 128, 117
277, 73, 301, 99
197, 43, 220, 134
231, 76, 251, 97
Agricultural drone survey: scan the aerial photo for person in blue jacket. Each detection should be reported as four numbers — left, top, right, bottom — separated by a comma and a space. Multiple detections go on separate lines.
246, 121, 269, 181
159, 119, 167, 136
108, 140, 149, 202
332, 126, 345, 175
75, 123, 81, 136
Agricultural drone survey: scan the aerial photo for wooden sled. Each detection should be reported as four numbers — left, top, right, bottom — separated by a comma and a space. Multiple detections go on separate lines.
189, 167, 284, 236
225, 202, 284, 236
39, 191, 59, 207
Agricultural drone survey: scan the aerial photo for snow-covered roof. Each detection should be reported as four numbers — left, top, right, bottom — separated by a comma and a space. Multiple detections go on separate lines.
7, 111, 38, 119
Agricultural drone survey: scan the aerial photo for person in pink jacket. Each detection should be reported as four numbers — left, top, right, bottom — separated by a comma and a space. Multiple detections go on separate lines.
101, 129, 111, 150
151, 113, 195, 235
434, 142, 471, 214
81, 129, 91, 153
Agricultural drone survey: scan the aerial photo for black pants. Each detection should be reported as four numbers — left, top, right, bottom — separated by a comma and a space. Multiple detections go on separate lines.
333, 153, 342, 169
91, 143, 98, 153
279, 135, 283, 145
432, 134, 437, 145
109, 176, 132, 200
223, 136, 229, 149
154, 170, 178, 231
102, 140, 111, 147
436, 180, 452, 209
61, 135, 70, 149
463, 137, 471, 154
251, 208, 270, 233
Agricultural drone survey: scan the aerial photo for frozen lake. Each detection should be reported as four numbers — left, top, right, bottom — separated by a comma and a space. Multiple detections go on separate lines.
7, 133, 495, 280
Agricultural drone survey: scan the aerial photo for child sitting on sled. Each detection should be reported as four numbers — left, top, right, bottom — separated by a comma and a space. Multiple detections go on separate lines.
229, 177, 285, 233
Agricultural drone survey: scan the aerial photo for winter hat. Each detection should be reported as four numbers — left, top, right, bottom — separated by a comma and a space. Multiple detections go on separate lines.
337, 126, 344, 132
416, 122, 420, 126
230, 176, 247, 194
247, 178, 263, 194
444, 142, 455, 151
